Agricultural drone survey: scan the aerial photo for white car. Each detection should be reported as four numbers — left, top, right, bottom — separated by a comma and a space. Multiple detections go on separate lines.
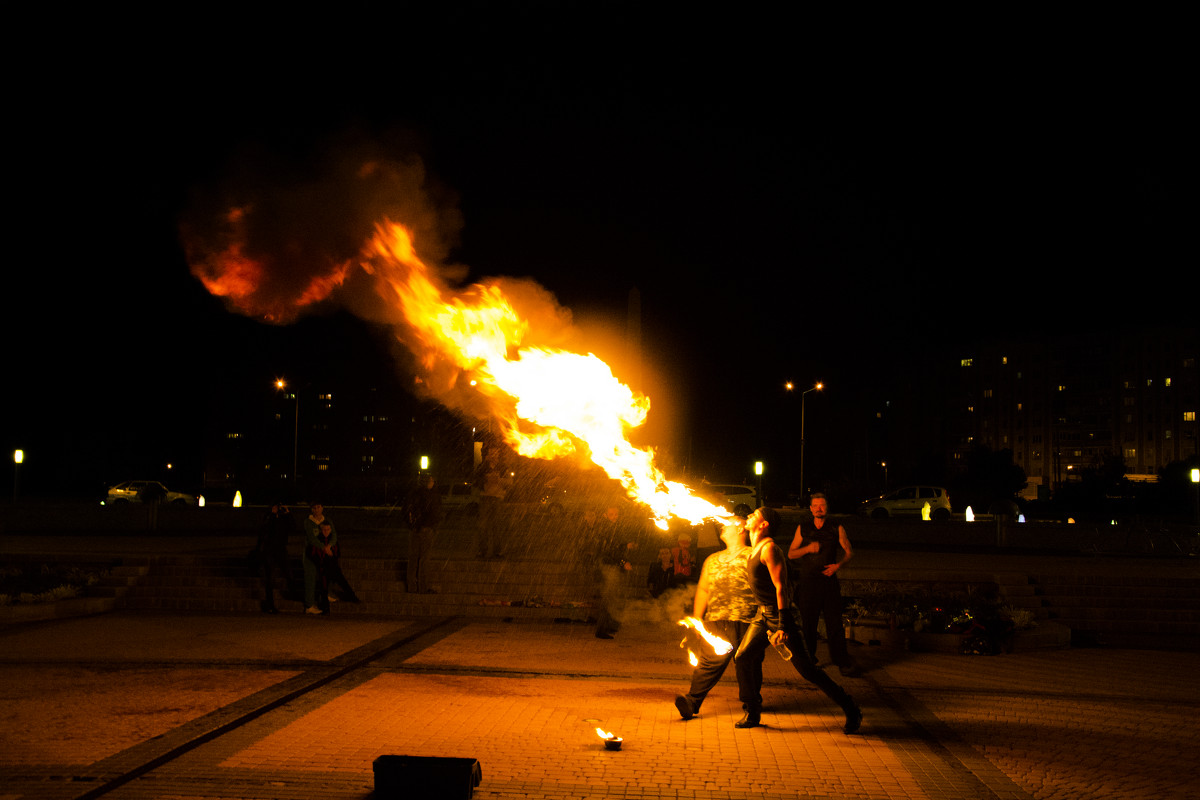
104, 480, 199, 506
703, 484, 758, 517
859, 485, 951, 520
437, 481, 480, 515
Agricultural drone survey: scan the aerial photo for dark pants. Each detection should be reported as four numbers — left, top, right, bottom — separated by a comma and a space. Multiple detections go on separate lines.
476, 496, 504, 558
795, 574, 851, 667
308, 551, 358, 611
259, 548, 287, 611
681, 619, 762, 714
735, 612, 856, 713
408, 526, 435, 593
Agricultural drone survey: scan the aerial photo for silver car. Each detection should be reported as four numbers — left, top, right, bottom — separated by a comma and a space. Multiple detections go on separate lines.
104, 480, 198, 506
859, 485, 951, 520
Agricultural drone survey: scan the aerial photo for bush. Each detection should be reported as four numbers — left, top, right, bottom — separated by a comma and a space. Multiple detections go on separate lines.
0, 564, 105, 605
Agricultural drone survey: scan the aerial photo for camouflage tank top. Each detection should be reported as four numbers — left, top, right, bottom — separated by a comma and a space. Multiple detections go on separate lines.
702, 549, 756, 622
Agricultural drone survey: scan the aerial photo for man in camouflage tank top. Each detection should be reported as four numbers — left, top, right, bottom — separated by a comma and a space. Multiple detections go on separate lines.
673, 517, 764, 723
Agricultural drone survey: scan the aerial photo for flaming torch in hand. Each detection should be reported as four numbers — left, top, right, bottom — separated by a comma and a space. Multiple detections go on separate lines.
678, 616, 732, 667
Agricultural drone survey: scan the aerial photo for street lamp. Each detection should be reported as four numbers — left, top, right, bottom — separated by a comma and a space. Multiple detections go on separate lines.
13, 449, 23, 502
274, 379, 299, 487
754, 461, 764, 509
798, 382, 823, 501
1191, 468, 1199, 529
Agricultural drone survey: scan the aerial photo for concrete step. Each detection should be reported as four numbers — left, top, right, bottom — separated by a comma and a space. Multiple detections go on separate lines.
113, 554, 607, 621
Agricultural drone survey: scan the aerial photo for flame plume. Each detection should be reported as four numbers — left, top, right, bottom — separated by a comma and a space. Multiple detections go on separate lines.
362, 220, 730, 529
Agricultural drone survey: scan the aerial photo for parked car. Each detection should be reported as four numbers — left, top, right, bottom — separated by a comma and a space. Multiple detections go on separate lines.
437, 481, 479, 515
859, 485, 951, 520
702, 483, 759, 517
104, 480, 199, 506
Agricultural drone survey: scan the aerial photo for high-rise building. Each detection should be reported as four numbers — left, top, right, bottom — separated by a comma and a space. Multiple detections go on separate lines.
952, 326, 1199, 493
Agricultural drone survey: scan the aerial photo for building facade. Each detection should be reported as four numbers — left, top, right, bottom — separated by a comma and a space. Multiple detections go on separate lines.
953, 326, 1199, 493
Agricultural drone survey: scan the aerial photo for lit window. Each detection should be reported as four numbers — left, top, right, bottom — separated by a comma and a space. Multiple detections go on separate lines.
1165, 377, 1172, 387
1124, 448, 1136, 459
961, 358, 973, 367
1002, 356, 1008, 365
1185, 411, 1197, 422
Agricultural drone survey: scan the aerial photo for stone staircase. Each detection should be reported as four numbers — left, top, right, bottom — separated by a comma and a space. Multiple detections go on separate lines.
113, 554, 605, 621
1030, 571, 1200, 651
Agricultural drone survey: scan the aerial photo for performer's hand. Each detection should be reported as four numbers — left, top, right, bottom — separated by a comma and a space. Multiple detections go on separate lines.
822, 564, 839, 577
769, 630, 786, 647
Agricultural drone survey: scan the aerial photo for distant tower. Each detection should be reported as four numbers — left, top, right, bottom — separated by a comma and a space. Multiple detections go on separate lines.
626, 287, 643, 392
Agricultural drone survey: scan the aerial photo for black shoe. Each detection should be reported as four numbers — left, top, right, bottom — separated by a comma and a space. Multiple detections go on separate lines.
734, 711, 761, 729
674, 696, 694, 721
843, 701, 863, 735
595, 631, 614, 639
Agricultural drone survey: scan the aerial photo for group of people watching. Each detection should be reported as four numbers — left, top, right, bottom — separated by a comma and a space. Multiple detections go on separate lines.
254, 501, 359, 615
674, 494, 863, 734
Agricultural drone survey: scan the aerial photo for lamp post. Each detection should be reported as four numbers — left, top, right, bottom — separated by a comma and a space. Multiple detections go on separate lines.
274, 379, 299, 488
754, 461, 764, 509
798, 382, 823, 501
1191, 468, 1199, 529
12, 449, 23, 502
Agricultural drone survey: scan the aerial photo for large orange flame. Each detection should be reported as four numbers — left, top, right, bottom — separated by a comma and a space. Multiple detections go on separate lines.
362, 219, 730, 529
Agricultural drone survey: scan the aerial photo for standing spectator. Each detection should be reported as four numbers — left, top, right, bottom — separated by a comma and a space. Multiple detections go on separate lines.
405, 475, 443, 594
646, 547, 673, 597
788, 493, 858, 675
303, 503, 360, 613
474, 450, 511, 559
306, 520, 360, 613
256, 503, 294, 613
302, 503, 329, 614
670, 533, 695, 587
593, 505, 638, 639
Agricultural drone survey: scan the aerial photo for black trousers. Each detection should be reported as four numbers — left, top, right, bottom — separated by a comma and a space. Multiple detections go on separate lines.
259, 548, 287, 611
795, 574, 851, 667
681, 619, 763, 713
735, 612, 855, 713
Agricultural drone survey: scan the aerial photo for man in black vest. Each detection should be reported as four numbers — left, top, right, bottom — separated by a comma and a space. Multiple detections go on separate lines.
788, 493, 859, 676
735, 506, 862, 734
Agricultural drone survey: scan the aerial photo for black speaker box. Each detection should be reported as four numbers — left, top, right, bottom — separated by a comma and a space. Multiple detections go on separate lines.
373, 755, 482, 799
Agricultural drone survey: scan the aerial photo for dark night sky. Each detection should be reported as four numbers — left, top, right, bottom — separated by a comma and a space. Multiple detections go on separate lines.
7, 8, 1193, 497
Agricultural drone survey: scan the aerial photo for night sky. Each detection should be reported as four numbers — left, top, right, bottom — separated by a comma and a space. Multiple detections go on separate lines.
8, 9, 1192, 498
